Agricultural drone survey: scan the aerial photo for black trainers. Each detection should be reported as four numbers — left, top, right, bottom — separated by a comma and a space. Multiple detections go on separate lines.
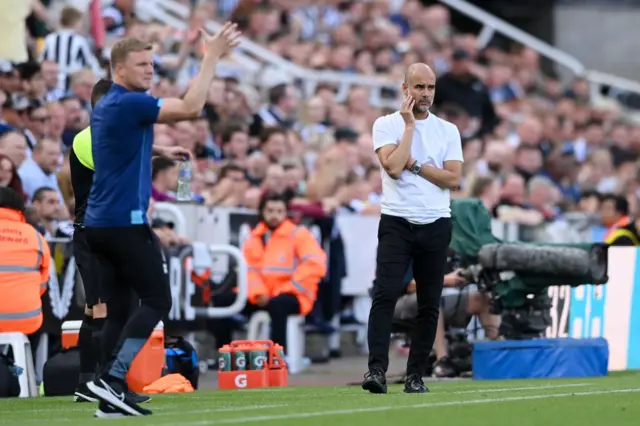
128, 390, 152, 404
87, 378, 152, 416
73, 382, 98, 403
404, 374, 429, 393
362, 368, 387, 394
95, 402, 126, 418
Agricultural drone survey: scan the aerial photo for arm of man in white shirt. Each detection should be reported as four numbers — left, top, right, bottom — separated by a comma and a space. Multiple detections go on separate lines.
373, 97, 416, 179
408, 123, 464, 190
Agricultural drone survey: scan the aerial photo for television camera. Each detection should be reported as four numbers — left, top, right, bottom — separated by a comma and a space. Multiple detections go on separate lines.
451, 198, 609, 340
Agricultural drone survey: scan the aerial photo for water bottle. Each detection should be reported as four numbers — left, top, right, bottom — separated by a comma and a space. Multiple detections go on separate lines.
176, 161, 193, 202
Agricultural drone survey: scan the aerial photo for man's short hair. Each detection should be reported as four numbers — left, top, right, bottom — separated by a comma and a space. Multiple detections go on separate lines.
32, 187, 56, 203
268, 84, 288, 106
16, 61, 42, 81
601, 193, 629, 215
91, 79, 113, 109
60, 6, 83, 28
0, 187, 26, 213
110, 38, 153, 67
220, 124, 246, 144
219, 163, 246, 180
259, 127, 286, 145
470, 176, 495, 198
258, 192, 289, 213
151, 157, 175, 180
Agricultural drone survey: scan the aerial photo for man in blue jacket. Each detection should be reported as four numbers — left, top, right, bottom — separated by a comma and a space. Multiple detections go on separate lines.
85, 23, 240, 418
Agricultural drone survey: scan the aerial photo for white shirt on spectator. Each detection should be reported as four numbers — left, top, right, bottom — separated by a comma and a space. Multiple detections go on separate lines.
17, 158, 64, 203
372, 111, 463, 224
40, 29, 103, 92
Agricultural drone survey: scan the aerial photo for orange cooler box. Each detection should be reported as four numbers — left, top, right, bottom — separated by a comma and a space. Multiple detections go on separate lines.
61, 320, 165, 392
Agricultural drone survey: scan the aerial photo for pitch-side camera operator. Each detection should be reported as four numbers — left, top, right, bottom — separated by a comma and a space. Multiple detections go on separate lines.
393, 252, 501, 377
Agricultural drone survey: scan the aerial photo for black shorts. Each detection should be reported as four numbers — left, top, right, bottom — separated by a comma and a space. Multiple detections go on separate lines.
73, 226, 104, 307
84, 225, 170, 307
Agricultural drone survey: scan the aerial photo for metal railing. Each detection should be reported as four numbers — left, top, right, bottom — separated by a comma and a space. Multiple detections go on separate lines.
155, 201, 188, 236
172, 244, 248, 319
136, 0, 640, 110
440, 0, 640, 104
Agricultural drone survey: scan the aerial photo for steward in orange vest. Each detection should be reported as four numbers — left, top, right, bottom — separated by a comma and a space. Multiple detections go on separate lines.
0, 187, 50, 335
211, 192, 327, 351
243, 197, 327, 317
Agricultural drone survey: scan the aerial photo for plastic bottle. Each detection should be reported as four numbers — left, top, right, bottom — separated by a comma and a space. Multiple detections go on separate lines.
176, 161, 193, 201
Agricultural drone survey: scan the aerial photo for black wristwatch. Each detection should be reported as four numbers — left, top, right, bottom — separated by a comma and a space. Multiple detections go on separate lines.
409, 160, 422, 175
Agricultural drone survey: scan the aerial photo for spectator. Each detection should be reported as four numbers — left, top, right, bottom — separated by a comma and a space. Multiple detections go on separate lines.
30, 186, 65, 237
18, 138, 63, 203
40, 6, 102, 92
258, 83, 299, 129
0, 187, 50, 359
23, 101, 52, 153
433, 49, 498, 137
600, 193, 631, 238
0, 153, 27, 201
151, 156, 178, 202
0, 129, 28, 170
15, 62, 48, 104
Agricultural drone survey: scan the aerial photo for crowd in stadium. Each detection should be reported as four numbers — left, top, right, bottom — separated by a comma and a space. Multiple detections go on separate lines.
0, 0, 638, 241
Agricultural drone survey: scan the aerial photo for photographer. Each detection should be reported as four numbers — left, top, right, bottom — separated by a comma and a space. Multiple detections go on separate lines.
393, 257, 501, 378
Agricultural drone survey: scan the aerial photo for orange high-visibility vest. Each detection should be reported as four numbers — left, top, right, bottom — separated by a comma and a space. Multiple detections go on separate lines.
604, 216, 631, 241
241, 219, 327, 316
0, 208, 50, 335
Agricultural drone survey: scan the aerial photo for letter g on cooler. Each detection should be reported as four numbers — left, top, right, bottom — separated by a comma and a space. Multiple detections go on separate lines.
234, 373, 248, 388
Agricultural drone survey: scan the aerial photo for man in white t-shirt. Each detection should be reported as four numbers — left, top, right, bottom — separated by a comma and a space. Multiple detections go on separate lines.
362, 63, 464, 394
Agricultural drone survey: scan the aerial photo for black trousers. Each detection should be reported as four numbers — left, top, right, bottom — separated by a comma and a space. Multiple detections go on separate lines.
368, 214, 452, 377
73, 226, 103, 307
208, 292, 300, 351
85, 225, 171, 381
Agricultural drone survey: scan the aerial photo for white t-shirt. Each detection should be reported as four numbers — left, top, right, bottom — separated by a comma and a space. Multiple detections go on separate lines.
372, 111, 463, 224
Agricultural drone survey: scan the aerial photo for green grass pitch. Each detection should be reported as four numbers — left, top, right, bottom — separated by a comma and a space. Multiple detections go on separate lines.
2, 372, 640, 425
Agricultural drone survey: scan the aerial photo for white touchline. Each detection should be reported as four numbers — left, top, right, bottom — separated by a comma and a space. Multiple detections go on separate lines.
164, 388, 640, 426
172, 382, 591, 401
451, 383, 589, 394
14, 403, 286, 416
10, 383, 592, 416
150, 386, 587, 417
155, 404, 287, 416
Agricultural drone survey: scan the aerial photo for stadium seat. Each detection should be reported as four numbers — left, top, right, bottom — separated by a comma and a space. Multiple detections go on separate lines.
0, 332, 39, 397
246, 312, 306, 374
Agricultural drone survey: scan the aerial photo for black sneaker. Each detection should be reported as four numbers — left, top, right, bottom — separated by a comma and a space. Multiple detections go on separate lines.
128, 390, 152, 404
95, 402, 126, 418
404, 374, 429, 393
87, 378, 152, 416
73, 382, 98, 403
362, 368, 387, 394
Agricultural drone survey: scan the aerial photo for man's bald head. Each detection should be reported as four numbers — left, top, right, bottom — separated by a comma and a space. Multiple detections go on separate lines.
402, 63, 436, 115
404, 63, 435, 86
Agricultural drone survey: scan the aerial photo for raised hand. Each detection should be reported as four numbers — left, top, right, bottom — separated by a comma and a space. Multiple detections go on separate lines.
400, 94, 415, 127
200, 22, 241, 59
